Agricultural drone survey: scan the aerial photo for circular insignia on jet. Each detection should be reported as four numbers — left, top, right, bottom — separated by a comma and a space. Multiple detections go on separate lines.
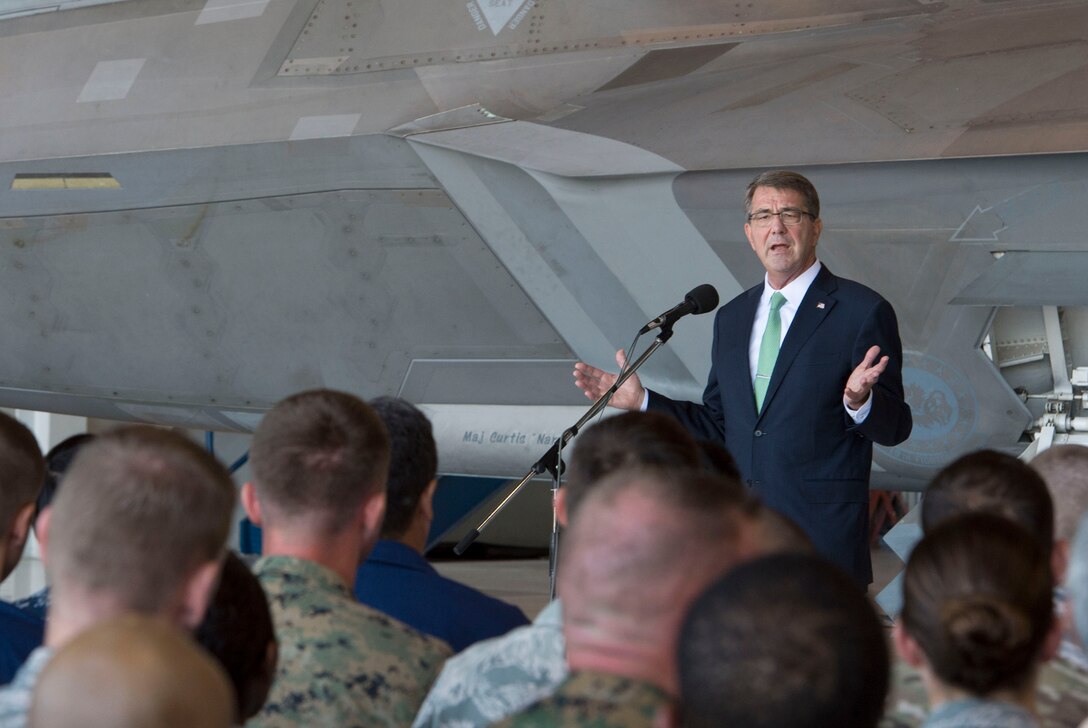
883, 352, 977, 468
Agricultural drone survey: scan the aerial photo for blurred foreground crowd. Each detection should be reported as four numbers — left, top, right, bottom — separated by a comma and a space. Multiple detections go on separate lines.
0, 390, 1081, 728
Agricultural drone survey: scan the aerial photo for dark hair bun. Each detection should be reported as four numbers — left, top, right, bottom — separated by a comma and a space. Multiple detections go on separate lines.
940, 596, 1034, 693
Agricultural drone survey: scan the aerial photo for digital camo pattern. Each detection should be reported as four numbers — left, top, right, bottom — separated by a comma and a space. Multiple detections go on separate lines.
881, 641, 1088, 728
0, 647, 52, 728
247, 556, 451, 728
413, 599, 566, 728
492, 671, 671, 728
920, 698, 1038, 728
11, 589, 48, 622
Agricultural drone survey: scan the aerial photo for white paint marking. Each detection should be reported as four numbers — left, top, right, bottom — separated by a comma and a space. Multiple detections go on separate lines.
196, 0, 269, 25
289, 114, 361, 140
477, 0, 529, 35
466, 2, 487, 31
77, 59, 145, 103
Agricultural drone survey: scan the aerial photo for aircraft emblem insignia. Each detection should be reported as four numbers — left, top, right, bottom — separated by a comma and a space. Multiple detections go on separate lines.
880, 351, 978, 468
467, 0, 535, 36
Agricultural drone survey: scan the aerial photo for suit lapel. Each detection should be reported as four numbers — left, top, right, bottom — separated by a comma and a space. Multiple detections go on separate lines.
757, 266, 838, 421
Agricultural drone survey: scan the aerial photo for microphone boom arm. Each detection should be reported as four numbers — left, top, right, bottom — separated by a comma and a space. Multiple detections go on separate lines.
453, 325, 677, 557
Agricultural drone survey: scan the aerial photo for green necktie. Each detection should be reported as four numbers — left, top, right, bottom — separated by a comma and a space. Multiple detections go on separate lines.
754, 291, 786, 412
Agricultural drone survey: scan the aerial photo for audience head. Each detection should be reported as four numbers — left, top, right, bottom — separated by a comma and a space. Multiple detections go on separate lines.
195, 552, 278, 723
368, 397, 437, 542
558, 466, 749, 694
897, 513, 1056, 699
696, 440, 740, 482
562, 412, 703, 524
922, 449, 1053, 552
1069, 512, 1088, 650
743, 503, 815, 555
28, 615, 234, 728
45, 426, 235, 628
245, 389, 389, 540
1032, 444, 1088, 578
0, 412, 44, 580
677, 553, 887, 728
34, 434, 95, 534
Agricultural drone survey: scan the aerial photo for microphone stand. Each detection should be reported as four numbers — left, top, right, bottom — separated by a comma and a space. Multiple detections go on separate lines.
454, 323, 677, 599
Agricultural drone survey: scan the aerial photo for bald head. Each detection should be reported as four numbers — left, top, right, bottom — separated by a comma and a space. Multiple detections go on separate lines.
558, 467, 749, 693
29, 615, 234, 728
743, 504, 814, 555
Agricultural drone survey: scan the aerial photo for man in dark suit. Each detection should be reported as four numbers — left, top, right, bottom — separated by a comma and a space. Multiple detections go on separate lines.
574, 170, 912, 585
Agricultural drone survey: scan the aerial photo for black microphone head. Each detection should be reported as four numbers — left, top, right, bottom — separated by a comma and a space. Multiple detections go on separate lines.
685, 284, 719, 314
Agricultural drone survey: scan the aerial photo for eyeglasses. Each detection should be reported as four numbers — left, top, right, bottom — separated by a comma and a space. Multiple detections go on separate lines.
747, 209, 814, 227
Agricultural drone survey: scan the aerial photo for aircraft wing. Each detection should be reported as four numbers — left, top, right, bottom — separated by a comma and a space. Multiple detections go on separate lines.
2, 0, 1087, 482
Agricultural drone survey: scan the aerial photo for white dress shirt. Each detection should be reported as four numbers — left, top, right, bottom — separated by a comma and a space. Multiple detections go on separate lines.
640, 259, 871, 421
751, 261, 870, 422
748, 260, 823, 387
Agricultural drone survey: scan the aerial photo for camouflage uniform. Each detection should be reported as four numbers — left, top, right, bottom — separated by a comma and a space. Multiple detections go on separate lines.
0, 647, 53, 728
921, 698, 1038, 727
247, 556, 452, 728
881, 640, 1088, 728
414, 598, 567, 728
492, 670, 671, 728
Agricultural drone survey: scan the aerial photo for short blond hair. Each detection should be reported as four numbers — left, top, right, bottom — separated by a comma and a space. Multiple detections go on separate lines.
250, 389, 389, 532
47, 427, 235, 613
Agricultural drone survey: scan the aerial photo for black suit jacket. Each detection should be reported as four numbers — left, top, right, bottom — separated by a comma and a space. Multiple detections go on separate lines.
648, 265, 912, 584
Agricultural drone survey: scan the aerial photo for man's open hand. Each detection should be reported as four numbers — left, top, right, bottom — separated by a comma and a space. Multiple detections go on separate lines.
844, 345, 888, 409
573, 349, 645, 411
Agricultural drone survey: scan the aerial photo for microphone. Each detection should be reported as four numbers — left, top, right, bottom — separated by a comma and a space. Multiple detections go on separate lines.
639, 284, 719, 335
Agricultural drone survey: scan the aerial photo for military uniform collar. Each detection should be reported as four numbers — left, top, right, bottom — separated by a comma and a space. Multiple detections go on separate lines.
254, 554, 352, 596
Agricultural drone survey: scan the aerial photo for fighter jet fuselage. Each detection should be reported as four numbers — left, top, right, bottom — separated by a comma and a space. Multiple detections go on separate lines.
2, 0, 1088, 485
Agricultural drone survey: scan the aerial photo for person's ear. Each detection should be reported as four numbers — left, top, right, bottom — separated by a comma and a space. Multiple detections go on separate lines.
241, 482, 262, 526
892, 621, 926, 668
420, 479, 438, 523
7, 502, 35, 561
556, 487, 569, 529
655, 700, 680, 728
363, 490, 387, 536
180, 558, 223, 631
35, 506, 52, 566
1053, 539, 1070, 585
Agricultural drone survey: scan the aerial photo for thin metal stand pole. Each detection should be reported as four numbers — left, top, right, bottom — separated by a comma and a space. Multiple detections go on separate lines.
548, 473, 560, 599
454, 328, 674, 556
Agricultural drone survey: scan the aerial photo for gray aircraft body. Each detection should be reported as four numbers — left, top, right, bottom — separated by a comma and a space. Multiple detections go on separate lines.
1, 0, 1087, 489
